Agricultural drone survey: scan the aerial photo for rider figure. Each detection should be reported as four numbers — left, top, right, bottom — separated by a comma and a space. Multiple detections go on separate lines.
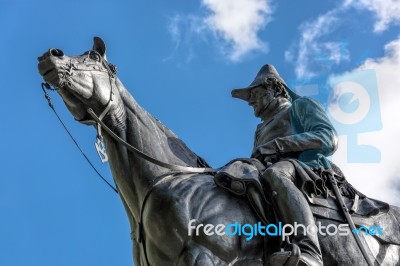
232, 64, 341, 266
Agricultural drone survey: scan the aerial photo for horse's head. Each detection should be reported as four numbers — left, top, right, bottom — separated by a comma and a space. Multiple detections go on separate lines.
38, 37, 120, 123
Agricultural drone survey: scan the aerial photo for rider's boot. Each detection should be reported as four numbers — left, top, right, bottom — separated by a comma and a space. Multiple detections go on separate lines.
261, 170, 323, 266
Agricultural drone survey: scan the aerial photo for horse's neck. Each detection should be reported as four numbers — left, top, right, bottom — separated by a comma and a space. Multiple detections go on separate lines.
103, 79, 200, 219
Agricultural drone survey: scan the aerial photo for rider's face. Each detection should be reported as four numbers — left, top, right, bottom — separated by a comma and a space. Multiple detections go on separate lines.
248, 85, 275, 118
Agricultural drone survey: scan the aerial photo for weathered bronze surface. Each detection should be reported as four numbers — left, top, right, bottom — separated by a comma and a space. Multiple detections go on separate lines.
38, 37, 400, 266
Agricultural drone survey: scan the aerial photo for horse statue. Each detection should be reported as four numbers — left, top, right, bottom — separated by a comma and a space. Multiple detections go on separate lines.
38, 37, 400, 266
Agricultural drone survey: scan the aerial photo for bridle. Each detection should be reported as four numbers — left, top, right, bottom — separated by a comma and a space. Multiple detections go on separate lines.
72, 50, 118, 163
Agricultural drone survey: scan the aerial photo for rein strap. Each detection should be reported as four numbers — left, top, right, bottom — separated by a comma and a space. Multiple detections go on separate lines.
87, 108, 215, 173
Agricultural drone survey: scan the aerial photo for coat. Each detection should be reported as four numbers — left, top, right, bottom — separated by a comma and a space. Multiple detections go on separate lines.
252, 97, 338, 168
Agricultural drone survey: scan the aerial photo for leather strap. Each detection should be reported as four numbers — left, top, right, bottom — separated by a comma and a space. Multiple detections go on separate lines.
87, 108, 215, 173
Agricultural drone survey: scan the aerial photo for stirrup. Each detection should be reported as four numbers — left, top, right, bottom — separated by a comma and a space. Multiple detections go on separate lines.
269, 243, 301, 266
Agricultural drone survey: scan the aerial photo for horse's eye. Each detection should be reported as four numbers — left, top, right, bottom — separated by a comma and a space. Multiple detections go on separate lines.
89, 51, 101, 62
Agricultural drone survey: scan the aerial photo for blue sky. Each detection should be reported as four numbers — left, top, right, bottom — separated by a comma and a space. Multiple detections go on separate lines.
1, 0, 400, 265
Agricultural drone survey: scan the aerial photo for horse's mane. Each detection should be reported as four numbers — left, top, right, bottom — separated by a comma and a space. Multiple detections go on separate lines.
116, 79, 210, 168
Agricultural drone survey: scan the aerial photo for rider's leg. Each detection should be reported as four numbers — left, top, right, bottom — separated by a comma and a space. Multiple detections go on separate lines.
261, 161, 323, 266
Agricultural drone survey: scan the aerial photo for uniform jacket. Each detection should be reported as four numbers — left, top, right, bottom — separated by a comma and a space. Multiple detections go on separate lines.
252, 97, 338, 168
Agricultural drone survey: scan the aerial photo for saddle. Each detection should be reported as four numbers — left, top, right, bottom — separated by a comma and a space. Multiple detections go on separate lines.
214, 158, 275, 225
214, 159, 400, 246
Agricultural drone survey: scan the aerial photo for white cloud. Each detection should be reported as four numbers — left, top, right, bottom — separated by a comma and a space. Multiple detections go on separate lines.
165, 0, 273, 62
285, 9, 350, 79
345, 0, 400, 32
286, 0, 400, 79
166, 15, 182, 54
330, 38, 400, 205
164, 14, 206, 63
201, 0, 272, 61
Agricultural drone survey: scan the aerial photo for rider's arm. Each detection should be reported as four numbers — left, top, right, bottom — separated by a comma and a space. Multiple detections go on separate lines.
253, 97, 338, 159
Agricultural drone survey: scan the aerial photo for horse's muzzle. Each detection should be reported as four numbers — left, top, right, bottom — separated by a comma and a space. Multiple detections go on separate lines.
38, 48, 67, 87
38, 48, 64, 62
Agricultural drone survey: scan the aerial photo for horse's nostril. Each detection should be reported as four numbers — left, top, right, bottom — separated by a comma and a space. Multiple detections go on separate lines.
49, 48, 64, 57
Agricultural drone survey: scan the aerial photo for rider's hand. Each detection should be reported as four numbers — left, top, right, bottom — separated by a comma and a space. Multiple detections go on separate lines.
251, 149, 264, 161
252, 143, 277, 161
263, 154, 279, 165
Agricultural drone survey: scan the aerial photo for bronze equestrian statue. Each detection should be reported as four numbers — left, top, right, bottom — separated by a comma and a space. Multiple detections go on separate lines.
38, 37, 400, 266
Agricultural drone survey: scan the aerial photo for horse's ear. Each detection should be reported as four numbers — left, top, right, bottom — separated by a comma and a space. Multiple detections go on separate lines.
93, 36, 107, 60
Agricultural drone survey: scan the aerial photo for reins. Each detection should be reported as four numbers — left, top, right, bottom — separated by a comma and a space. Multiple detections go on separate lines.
41, 83, 119, 194
86, 108, 215, 173
40, 50, 215, 196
